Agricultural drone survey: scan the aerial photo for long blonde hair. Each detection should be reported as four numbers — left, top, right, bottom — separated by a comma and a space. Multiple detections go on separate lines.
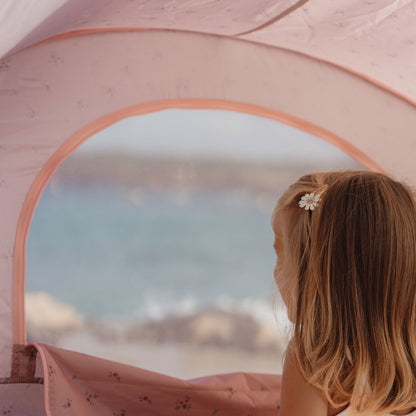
272, 171, 416, 415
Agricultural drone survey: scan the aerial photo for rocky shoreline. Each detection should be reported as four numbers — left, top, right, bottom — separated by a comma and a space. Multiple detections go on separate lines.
26, 292, 288, 378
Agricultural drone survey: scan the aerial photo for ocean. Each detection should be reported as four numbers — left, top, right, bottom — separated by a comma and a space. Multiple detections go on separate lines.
26, 181, 290, 378
27, 183, 282, 319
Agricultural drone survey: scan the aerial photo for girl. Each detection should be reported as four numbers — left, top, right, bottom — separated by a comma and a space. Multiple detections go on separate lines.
272, 171, 416, 416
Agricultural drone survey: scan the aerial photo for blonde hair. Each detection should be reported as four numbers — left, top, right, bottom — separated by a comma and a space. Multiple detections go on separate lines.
272, 171, 416, 415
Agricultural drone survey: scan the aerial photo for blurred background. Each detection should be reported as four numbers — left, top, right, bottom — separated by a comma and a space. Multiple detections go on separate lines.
25, 109, 362, 379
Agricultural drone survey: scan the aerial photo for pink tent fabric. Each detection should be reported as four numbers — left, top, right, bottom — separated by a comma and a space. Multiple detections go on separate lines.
0, 0, 415, 413
2, 344, 281, 415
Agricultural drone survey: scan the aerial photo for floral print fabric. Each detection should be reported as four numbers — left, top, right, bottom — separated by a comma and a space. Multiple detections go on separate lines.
36, 343, 281, 415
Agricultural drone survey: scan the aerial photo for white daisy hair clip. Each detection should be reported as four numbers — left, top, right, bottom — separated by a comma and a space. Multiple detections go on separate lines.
298, 192, 321, 211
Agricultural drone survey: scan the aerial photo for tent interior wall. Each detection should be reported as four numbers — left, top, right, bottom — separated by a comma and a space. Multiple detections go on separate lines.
1, 0, 415, 414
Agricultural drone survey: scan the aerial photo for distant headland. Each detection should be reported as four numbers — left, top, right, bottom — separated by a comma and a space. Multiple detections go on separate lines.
51, 153, 363, 194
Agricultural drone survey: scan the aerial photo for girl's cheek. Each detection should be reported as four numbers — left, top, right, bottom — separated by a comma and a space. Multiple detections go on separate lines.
274, 263, 296, 323
274, 262, 281, 285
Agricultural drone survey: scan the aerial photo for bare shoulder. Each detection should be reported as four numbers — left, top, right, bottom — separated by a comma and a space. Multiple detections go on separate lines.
279, 343, 328, 416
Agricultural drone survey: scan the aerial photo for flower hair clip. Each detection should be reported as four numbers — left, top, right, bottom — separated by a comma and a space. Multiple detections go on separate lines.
298, 193, 321, 211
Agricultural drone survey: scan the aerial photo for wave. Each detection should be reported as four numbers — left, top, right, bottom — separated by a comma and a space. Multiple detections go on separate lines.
26, 291, 291, 354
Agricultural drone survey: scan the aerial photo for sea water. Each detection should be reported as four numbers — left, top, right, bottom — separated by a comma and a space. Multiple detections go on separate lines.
27, 183, 282, 322
25, 183, 289, 377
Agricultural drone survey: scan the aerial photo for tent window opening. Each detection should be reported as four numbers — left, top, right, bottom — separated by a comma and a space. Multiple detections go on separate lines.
25, 109, 362, 379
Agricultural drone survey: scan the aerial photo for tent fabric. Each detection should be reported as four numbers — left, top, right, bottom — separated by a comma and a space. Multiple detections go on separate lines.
0, 0, 415, 410
2, 0, 416, 104
0, 383, 45, 415
1, 0, 301, 57
2, 343, 281, 415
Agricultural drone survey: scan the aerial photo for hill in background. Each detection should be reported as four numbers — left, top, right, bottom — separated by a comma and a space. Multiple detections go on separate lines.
51, 153, 363, 194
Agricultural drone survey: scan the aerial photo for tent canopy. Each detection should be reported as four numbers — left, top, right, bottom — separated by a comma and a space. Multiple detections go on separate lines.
0, 0, 415, 412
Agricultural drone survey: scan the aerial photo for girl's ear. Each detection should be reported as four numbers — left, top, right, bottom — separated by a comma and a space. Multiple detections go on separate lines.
279, 342, 328, 416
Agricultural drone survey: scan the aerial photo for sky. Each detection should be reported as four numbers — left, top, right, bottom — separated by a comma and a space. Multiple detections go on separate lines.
79, 109, 356, 164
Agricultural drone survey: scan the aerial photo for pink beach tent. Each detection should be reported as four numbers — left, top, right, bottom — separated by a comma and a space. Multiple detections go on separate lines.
1, 1, 415, 414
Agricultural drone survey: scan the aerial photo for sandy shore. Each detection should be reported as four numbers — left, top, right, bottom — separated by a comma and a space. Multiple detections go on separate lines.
55, 331, 284, 380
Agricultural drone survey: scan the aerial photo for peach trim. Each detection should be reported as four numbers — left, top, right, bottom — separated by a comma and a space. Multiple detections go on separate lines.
12, 98, 382, 344
8, 27, 150, 57
31, 343, 52, 416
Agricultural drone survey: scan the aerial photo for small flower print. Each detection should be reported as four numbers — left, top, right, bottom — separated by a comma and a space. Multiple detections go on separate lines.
298, 193, 320, 211
139, 395, 152, 404
174, 395, 191, 411
41, 83, 51, 93
62, 398, 72, 409
175, 79, 189, 94
84, 392, 98, 405
4, 88, 18, 96
102, 86, 116, 97
152, 50, 162, 61
0, 59, 11, 71
48, 52, 64, 65
2, 406, 12, 415
26, 106, 39, 119
226, 387, 237, 399
113, 409, 127, 416
47, 365, 56, 376
76, 98, 88, 109
109, 371, 121, 381
0, 250, 13, 262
